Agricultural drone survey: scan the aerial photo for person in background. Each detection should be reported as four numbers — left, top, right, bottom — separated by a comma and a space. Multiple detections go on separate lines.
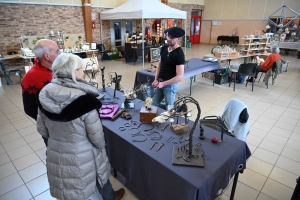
21, 39, 60, 146
36, 53, 125, 200
249, 45, 281, 82
151, 27, 185, 109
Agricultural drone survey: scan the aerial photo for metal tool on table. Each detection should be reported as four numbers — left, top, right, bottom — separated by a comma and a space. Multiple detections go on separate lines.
111, 109, 127, 120
166, 136, 175, 143
150, 142, 158, 150
156, 143, 165, 152
161, 124, 169, 132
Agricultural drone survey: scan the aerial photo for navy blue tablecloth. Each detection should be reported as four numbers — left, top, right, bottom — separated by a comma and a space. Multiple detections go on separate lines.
100, 88, 251, 200
134, 58, 220, 88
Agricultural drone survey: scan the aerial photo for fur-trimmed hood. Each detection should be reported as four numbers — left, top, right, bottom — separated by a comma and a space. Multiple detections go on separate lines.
38, 93, 102, 122
38, 78, 102, 121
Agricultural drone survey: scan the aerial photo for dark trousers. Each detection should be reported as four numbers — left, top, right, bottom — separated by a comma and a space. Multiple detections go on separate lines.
254, 65, 266, 78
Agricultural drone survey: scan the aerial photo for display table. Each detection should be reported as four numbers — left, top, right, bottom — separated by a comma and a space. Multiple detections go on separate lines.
100, 88, 251, 200
124, 43, 159, 65
203, 52, 271, 65
217, 36, 239, 45
134, 58, 221, 95
268, 41, 300, 55
268, 41, 300, 50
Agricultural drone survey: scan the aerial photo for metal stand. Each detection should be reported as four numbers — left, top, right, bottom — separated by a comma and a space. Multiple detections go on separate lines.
172, 145, 204, 167
169, 96, 203, 167
100, 66, 106, 92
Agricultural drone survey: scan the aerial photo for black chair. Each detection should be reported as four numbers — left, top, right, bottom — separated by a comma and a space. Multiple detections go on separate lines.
97, 44, 107, 62
229, 63, 257, 91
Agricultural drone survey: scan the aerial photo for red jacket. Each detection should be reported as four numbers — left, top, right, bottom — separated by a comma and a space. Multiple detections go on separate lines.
260, 54, 281, 71
21, 58, 53, 120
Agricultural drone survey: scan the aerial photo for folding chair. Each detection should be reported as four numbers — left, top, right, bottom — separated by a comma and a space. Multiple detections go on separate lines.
0, 62, 23, 85
200, 98, 250, 142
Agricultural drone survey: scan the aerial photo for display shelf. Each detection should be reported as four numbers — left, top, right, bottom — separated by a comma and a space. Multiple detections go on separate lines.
240, 37, 269, 55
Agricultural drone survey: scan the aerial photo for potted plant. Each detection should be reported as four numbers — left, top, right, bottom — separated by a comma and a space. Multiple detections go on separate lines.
32, 39, 37, 44
78, 35, 82, 41
65, 36, 69, 41
23, 38, 29, 45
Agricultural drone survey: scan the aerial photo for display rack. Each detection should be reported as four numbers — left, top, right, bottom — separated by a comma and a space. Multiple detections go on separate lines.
239, 37, 269, 56
49, 33, 65, 50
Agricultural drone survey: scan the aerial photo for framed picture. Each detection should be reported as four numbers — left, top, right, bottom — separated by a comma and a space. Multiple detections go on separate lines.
150, 47, 161, 62
273, 33, 280, 41
91, 42, 97, 50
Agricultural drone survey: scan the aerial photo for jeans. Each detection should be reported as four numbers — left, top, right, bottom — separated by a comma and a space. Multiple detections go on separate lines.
152, 83, 178, 110
96, 180, 115, 200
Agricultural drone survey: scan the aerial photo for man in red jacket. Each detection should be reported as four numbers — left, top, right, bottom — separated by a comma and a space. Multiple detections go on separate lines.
21, 39, 60, 146
249, 45, 281, 82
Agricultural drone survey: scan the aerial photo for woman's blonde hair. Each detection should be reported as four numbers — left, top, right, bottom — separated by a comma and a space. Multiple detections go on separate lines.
52, 53, 83, 83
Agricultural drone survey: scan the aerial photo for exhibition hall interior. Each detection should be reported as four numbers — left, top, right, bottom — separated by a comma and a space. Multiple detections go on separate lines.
0, 0, 300, 200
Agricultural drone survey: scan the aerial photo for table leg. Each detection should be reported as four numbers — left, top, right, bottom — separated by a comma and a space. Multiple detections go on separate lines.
213, 72, 215, 86
189, 77, 193, 96
228, 59, 232, 65
230, 172, 239, 200
233, 74, 236, 91
113, 169, 117, 177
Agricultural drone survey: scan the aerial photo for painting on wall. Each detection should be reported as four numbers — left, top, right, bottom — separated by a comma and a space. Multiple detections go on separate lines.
168, 19, 174, 28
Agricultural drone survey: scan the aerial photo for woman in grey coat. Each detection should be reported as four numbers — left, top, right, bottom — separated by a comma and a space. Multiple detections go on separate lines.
37, 53, 124, 200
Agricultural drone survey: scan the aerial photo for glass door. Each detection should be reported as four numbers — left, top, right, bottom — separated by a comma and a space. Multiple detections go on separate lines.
111, 20, 135, 48
114, 22, 121, 47
190, 16, 202, 44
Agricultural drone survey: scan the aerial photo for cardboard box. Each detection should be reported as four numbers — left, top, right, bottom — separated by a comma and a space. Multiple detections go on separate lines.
203, 72, 214, 80
215, 51, 238, 58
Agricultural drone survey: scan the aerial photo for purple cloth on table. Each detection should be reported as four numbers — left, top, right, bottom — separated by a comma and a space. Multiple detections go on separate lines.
99, 104, 119, 118
134, 58, 220, 87
101, 88, 251, 200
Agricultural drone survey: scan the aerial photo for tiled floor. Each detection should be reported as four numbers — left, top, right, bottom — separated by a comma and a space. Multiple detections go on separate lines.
0, 44, 299, 200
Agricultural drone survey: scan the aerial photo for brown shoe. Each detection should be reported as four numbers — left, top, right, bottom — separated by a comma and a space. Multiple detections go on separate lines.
114, 188, 125, 200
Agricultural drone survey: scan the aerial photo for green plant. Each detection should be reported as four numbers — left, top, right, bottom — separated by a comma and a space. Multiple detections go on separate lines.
78, 36, 82, 40
65, 36, 69, 40
32, 39, 37, 44
75, 40, 79, 45
36, 36, 45, 40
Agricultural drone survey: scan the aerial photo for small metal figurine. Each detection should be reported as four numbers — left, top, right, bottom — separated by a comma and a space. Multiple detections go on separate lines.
100, 66, 106, 92
199, 125, 205, 140
107, 72, 123, 98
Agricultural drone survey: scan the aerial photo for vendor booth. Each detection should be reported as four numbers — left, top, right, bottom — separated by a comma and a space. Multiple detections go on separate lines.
100, 0, 187, 68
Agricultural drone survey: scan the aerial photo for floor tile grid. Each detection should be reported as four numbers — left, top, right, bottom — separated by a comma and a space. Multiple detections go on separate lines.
0, 44, 300, 200
0, 92, 49, 198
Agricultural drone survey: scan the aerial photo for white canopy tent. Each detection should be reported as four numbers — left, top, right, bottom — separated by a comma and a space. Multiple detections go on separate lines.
100, 0, 187, 68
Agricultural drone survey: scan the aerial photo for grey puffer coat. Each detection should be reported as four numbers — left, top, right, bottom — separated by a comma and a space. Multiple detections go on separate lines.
37, 78, 110, 200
